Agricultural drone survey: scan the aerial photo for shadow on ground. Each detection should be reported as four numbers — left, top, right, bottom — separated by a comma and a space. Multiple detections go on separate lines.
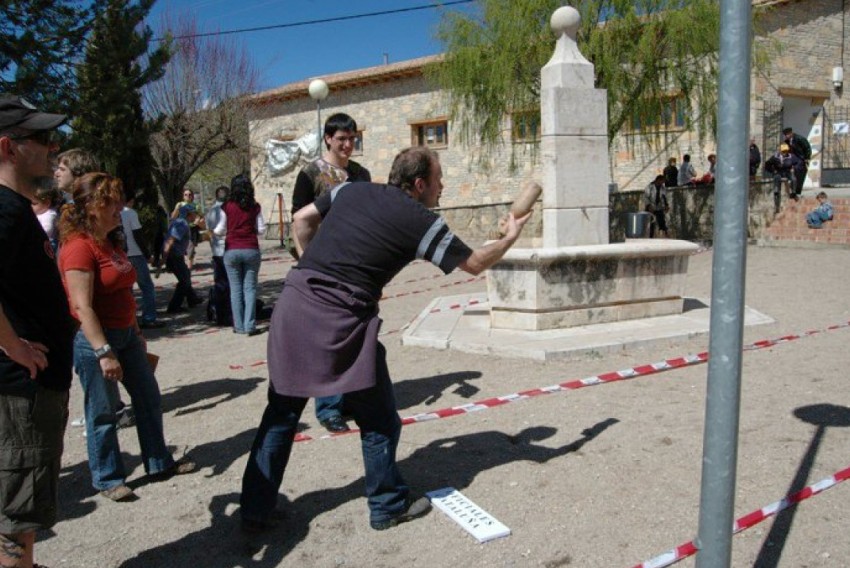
117, 417, 619, 567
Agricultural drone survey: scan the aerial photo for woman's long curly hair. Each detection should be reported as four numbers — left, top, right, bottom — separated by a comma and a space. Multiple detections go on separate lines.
58, 172, 125, 247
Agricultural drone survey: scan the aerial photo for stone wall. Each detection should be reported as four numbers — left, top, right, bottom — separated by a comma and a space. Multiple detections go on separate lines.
437, 180, 778, 245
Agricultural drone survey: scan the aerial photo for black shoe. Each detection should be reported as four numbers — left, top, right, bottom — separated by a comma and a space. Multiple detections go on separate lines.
139, 320, 166, 329
247, 328, 267, 337
187, 298, 203, 308
319, 415, 350, 433
166, 307, 187, 314
370, 497, 432, 531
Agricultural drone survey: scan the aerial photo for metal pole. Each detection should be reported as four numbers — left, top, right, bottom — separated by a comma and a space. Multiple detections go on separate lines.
277, 193, 285, 247
317, 101, 323, 158
695, 1, 752, 567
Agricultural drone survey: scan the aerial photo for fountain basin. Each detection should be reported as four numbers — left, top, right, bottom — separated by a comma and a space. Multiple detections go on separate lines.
487, 239, 700, 330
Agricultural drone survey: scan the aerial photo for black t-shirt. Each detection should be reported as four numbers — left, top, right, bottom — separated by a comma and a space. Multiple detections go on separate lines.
291, 158, 371, 214
297, 182, 473, 300
0, 186, 75, 394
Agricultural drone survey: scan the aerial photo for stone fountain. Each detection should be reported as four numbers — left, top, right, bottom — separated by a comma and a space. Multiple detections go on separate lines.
491, 5, 698, 330
402, 7, 771, 359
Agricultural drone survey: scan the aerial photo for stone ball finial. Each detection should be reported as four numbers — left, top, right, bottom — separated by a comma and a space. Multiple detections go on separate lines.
551, 6, 580, 39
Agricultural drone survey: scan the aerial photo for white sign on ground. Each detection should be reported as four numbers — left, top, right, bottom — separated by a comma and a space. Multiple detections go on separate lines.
426, 487, 511, 543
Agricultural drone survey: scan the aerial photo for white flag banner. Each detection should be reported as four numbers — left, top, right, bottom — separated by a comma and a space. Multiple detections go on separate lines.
832, 122, 850, 135
265, 131, 321, 176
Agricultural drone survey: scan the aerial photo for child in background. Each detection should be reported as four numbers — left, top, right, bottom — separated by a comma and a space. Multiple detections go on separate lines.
806, 191, 834, 228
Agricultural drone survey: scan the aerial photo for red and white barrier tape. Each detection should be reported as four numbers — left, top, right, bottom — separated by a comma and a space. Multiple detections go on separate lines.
379, 275, 485, 301
290, 320, 850, 442
633, 464, 850, 568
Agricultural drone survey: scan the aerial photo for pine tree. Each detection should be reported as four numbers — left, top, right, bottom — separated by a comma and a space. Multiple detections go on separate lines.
72, 0, 170, 204
0, 0, 93, 112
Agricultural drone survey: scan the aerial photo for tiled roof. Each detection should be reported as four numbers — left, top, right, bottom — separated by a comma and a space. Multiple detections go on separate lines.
250, 54, 443, 106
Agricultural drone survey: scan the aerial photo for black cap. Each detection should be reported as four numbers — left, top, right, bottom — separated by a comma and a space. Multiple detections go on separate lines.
0, 95, 66, 132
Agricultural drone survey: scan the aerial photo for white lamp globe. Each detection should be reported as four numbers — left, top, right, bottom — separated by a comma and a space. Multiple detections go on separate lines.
308, 79, 329, 101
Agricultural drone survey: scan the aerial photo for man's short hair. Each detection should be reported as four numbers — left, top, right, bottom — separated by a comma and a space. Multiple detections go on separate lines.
683, 153, 691, 161
388, 147, 437, 192
782, 127, 794, 135
323, 113, 357, 138
58, 149, 98, 178
215, 185, 229, 201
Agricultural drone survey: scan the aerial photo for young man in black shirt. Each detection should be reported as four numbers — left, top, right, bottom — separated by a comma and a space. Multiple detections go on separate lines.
291, 112, 371, 433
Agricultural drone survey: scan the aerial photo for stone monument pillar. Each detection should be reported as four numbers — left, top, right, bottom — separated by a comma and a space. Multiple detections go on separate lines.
483, 6, 699, 331
540, 7, 610, 247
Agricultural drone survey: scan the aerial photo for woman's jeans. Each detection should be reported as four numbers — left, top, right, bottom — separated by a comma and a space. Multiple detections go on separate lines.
240, 348, 408, 526
74, 328, 174, 490
224, 248, 261, 333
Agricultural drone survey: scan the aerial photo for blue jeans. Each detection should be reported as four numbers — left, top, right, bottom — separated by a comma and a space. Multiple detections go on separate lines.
74, 328, 174, 491
129, 255, 157, 323
315, 394, 344, 423
224, 248, 261, 333
241, 345, 408, 525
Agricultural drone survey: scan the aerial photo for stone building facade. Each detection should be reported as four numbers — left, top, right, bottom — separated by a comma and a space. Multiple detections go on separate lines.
247, 0, 850, 231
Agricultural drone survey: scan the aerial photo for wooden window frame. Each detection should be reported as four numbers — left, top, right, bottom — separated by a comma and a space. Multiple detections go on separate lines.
410, 118, 449, 148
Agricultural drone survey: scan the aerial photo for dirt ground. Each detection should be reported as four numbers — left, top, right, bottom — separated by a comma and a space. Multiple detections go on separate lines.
37, 240, 850, 568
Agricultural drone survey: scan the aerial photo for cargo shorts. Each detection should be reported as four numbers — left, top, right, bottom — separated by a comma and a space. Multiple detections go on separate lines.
0, 387, 68, 534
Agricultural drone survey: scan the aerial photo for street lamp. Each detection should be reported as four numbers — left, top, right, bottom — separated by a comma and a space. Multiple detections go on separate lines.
308, 79, 329, 158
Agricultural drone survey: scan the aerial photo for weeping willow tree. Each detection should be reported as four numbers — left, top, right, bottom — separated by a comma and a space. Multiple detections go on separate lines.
429, 0, 728, 163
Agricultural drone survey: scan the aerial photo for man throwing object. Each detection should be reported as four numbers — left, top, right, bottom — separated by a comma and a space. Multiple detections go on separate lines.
240, 147, 530, 532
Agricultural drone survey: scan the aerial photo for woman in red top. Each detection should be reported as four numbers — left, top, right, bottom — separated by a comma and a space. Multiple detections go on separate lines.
58, 173, 194, 502
213, 174, 265, 335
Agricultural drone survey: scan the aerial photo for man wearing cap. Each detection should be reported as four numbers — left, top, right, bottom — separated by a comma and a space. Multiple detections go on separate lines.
0, 95, 76, 568
765, 143, 804, 203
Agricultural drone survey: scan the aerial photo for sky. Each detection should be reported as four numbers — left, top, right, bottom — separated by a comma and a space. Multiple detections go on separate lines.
145, 0, 477, 93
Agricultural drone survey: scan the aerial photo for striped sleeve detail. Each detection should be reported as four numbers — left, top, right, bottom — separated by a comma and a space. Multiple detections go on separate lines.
416, 217, 447, 260
431, 230, 457, 267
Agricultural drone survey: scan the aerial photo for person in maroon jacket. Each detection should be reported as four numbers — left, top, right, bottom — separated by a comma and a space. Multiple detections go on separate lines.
213, 174, 265, 336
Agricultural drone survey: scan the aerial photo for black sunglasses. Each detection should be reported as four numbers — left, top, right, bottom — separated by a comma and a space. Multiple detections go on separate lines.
10, 130, 56, 146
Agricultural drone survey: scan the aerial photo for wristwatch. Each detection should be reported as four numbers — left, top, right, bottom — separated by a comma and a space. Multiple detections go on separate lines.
94, 344, 113, 359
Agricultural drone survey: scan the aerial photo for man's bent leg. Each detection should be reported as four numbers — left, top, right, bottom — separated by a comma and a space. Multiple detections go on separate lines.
240, 389, 307, 525
346, 344, 409, 525
165, 253, 187, 311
